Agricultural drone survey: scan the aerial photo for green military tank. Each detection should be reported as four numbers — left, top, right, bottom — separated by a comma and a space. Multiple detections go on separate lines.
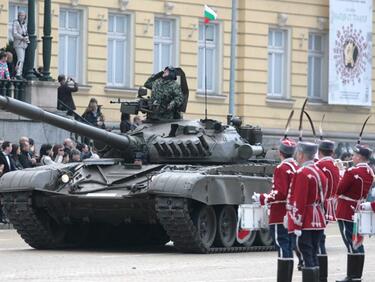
0, 70, 275, 253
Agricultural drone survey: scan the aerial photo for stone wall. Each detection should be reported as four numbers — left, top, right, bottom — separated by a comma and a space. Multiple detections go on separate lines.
0, 112, 70, 150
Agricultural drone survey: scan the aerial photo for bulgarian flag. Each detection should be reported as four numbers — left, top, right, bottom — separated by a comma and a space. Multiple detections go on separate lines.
204, 5, 217, 23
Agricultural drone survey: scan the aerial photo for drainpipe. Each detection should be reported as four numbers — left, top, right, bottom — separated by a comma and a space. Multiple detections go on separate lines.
228, 0, 238, 116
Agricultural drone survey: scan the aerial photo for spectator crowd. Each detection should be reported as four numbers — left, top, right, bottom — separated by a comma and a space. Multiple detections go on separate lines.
0, 136, 100, 177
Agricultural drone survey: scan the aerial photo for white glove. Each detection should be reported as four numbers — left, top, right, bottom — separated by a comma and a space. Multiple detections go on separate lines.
360, 202, 372, 211
294, 230, 302, 237
252, 192, 260, 203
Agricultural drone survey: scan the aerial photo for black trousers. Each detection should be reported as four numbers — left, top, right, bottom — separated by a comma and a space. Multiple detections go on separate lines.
296, 230, 323, 267
318, 232, 327, 255
338, 220, 365, 254
270, 224, 294, 258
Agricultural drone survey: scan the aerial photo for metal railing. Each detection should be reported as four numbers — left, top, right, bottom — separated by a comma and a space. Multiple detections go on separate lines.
0, 79, 27, 101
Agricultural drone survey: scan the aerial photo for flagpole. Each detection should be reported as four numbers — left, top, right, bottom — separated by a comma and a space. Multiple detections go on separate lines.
204, 22, 208, 120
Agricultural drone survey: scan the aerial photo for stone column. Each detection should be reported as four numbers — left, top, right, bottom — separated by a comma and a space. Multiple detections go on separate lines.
40, 0, 53, 81
24, 0, 37, 80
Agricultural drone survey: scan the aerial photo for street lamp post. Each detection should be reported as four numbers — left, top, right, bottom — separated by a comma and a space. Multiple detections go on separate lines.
24, 0, 36, 80
41, 0, 53, 81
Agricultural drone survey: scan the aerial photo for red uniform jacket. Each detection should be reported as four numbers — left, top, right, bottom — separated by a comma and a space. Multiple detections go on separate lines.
288, 161, 327, 232
372, 202, 375, 212
336, 163, 374, 222
260, 158, 299, 224
315, 157, 340, 221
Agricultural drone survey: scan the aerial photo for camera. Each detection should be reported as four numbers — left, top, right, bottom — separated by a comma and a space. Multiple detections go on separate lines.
22, 33, 30, 44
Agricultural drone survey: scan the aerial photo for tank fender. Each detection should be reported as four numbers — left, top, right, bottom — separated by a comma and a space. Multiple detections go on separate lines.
149, 171, 272, 205
0, 168, 61, 193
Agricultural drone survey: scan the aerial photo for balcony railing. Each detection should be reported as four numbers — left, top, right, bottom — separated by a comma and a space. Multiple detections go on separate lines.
0, 79, 28, 101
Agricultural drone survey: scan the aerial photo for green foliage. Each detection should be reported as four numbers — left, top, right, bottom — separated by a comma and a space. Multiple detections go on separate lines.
4, 41, 15, 53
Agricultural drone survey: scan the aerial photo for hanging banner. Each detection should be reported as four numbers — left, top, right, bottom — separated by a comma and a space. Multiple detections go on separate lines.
329, 0, 373, 106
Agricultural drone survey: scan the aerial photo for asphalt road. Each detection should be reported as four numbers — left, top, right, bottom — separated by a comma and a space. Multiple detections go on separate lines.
0, 224, 374, 282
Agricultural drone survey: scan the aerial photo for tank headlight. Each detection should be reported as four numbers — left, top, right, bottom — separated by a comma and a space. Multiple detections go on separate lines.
61, 174, 70, 183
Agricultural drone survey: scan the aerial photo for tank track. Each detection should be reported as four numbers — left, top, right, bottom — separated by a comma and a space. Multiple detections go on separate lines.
1, 191, 64, 249
155, 197, 275, 254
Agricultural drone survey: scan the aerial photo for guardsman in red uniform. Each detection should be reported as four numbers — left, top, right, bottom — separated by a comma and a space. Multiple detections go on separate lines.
253, 138, 298, 282
336, 144, 374, 282
288, 141, 327, 282
315, 140, 340, 282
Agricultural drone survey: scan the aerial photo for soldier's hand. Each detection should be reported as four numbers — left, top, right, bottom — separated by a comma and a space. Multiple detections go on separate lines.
360, 202, 372, 211
252, 192, 260, 203
294, 230, 302, 237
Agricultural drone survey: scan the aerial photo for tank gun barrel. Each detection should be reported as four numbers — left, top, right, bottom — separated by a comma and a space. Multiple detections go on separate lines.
0, 96, 131, 149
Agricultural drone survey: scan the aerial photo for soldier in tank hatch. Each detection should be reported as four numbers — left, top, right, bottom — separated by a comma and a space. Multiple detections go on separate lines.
144, 66, 184, 120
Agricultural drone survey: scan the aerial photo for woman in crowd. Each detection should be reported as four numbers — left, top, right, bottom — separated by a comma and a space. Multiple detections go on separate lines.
52, 144, 65, 163
10, 144, 22, 169
39, 144, 55, 165
82, 98, 105, 129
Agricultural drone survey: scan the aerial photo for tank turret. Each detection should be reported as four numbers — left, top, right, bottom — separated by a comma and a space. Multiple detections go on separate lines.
0, 95, 263, 164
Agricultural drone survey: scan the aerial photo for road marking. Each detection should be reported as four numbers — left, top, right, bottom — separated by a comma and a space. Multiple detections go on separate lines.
0, 247, 31, 251
191, 270, 375, 282
325, 234, 342, 238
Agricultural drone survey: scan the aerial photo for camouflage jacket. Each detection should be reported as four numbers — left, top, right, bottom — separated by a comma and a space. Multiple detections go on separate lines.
144, 74, 183, 119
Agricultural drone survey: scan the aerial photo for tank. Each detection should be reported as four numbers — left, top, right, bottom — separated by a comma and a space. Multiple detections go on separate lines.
0, 74, 276, 253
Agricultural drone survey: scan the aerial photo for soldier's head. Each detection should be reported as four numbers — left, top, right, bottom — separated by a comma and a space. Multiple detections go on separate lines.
295, 141, 317, 165
352, 144, 372, 165
162, 66, 177, 80
318, 139, 335, 158
279, 138, 296, 160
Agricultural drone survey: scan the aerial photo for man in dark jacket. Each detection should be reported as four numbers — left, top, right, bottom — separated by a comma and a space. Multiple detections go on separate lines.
19, 141, 36, 168
0, 141, 17, 175
57, 74, 78, 115
0, 141, 17, 224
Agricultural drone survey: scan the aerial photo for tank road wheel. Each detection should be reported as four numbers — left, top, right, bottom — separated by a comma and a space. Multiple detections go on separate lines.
255, 228, 274, 246
214, 206, 237, 248
192, 205, 217, 249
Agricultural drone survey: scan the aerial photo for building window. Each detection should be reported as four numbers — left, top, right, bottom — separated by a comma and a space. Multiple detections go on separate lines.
153, 18, 176, 73
8, 3, 28, 41
59, 9, 82, 82
308, 33, 327, 100
268, 29, 288, 98
197, 22, 219, 94
107, 14, 130, 87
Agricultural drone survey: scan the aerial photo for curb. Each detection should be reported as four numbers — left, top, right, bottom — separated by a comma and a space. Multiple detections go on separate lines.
0, 223, 13, 230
